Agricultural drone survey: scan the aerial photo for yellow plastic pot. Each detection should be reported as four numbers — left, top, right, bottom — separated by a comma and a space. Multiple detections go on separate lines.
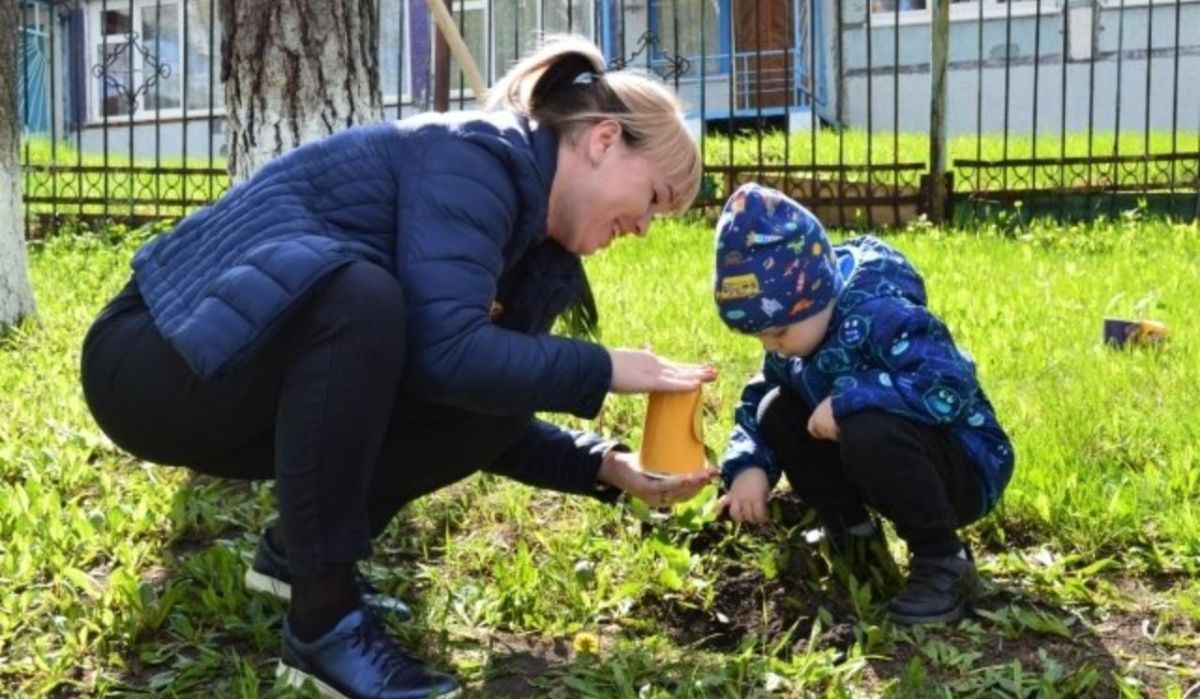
639, 388, 707, 476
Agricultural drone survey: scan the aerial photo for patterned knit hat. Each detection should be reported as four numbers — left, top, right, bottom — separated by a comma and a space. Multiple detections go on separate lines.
713, 183, 842, 333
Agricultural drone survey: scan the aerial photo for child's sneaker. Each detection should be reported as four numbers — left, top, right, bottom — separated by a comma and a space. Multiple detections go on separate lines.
888, 550, 981, 625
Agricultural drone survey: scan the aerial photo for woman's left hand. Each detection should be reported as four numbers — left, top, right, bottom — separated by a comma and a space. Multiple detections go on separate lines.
597, 449, 717, 507
608, 348, 717, 394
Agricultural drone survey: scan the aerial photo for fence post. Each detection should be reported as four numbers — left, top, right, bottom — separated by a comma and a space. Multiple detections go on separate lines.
928, 0, 951, 223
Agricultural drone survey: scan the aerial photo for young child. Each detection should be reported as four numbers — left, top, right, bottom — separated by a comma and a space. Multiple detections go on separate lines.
712, 183, 1014, 625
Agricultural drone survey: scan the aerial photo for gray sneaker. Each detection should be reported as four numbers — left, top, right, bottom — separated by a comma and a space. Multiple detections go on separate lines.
888, 551, 981, 625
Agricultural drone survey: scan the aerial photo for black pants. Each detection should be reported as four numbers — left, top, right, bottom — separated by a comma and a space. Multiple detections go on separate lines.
758, 386, 984, 557
82, 262, 530, 576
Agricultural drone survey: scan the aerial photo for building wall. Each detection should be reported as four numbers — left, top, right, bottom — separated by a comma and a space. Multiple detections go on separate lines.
834, 0, 1200, 136
72, 98, 425, 161
41, 0, 1200, 159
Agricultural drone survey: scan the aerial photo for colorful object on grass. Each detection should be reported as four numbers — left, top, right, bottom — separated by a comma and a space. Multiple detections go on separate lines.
1103, 318, 1169, 348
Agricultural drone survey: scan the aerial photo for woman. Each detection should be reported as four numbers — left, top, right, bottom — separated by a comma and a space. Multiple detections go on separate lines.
81, 35, 713, 698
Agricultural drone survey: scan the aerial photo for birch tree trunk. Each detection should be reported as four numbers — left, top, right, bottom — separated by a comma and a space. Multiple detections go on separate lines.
218, 0, 383, 182
0, 0, 36, 326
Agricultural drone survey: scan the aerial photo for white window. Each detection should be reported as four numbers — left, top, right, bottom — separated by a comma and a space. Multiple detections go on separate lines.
379, 0, 413, 103
870, 0, 1048, 25
450, 0, 598, 93
447, 0, 489, 91
1096, 0, 1200, 6
492, 0, 542, 80
87, 0, 223, 121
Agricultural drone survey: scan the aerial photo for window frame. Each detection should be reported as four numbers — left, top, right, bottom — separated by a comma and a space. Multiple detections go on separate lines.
379, 0, 414, 105
868, 1, 1057, 27
648, 0, 733, 79
446, 0, 488, 99
449, 0, 603, 99
86, 0, 227, 124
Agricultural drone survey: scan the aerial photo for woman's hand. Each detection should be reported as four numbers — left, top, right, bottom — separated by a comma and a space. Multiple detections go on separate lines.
808, 396, 840, 442
597, 449, 716, 507
715, 468, 770, 524
608, 348, 717, 394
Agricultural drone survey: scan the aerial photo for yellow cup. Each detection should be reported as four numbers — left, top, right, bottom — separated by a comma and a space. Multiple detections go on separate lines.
640, 388, 707, 477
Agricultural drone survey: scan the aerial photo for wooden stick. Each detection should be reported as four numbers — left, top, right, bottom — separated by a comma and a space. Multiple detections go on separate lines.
424, 0, 488, 104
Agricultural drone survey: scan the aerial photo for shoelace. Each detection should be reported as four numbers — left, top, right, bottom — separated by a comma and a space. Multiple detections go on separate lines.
344, 611, 423, 679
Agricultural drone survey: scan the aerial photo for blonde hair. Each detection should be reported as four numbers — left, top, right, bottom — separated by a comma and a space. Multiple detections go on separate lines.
486, 35, 701, 214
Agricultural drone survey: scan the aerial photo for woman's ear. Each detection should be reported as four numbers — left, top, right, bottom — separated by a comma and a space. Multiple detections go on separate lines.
587, 119, 623, 164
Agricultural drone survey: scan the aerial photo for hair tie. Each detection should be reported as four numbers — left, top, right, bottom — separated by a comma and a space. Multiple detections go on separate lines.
572, 71, 601, 86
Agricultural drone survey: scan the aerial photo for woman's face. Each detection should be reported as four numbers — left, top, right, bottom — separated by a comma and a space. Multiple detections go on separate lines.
547, 120, 675, 256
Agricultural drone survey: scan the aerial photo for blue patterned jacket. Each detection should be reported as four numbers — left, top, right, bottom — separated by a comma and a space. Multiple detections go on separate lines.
720, 236, 1014, 514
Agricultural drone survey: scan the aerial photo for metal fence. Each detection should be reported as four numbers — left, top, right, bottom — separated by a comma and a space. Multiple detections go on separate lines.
16, 0, 1200, 236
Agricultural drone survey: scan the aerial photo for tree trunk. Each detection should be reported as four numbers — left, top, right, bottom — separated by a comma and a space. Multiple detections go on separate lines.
218, 0, 383, 182
0, 0, 36, 326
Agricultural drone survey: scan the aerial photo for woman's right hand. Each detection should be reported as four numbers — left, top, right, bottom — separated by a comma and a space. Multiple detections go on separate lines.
598, 449, 717, 507
607, 348, 717, 394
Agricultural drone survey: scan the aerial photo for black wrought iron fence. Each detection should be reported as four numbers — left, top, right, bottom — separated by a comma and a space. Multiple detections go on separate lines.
15, 0, 1200, 236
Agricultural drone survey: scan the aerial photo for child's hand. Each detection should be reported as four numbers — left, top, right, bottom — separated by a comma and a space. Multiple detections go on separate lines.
808, 396, 840, 441
716, 468, 770, 524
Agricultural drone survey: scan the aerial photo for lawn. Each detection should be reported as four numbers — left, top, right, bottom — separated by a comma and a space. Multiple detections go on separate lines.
1, 214, 1198, 697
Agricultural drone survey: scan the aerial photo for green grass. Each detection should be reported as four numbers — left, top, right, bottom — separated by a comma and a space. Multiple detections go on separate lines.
703, 129, 1200, 193
703, 128, 1200, 168
2, 216, 1199, 696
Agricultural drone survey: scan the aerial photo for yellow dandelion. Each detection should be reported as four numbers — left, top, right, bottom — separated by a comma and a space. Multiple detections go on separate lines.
573, 632, 601, 656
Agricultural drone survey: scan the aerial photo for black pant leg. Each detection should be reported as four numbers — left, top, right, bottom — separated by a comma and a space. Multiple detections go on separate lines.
757, 386, 871, 529
82, 262, 409, 576
81, 282, 281, 477
838, 411, 984, 557
364, 398, 528, 538
269, 263, 408, 575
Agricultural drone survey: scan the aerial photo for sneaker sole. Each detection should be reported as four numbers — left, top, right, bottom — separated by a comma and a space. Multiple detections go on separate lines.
244, 567, 291, 601
276, 661, 462, 698
889, 601, 968, 626
276, 662, 348, 698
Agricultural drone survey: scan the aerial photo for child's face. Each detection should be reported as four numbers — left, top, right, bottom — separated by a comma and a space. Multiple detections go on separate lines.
753, 301, 835, 358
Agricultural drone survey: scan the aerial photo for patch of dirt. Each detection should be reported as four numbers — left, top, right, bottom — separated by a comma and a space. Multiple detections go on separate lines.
639, 558, 856, 655
637, 491, 856, 655
472, 632, 575, 698
635, 487, 1198, 695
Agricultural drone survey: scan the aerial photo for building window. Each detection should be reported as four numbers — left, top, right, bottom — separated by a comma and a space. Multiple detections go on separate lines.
450, 0, 598, 91
379, 0, 412, 102
492, 0, 541, 78
651, 0, 728, 78
19, 1, 53, 133
448, 0, 489, 89
870, 0, 1047, 21
87, 0, 223, 121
